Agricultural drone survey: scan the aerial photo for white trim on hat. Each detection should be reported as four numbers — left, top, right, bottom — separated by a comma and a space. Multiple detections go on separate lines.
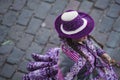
60, 18, 87, 35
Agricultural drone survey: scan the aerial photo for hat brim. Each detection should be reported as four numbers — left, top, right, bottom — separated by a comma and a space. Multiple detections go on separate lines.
54, 11, 94, 39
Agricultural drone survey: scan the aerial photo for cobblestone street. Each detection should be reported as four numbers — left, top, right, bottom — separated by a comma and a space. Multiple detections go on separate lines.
0, 0, 120, 79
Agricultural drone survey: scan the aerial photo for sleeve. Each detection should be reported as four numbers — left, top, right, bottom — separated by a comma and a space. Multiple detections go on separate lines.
95, 46, 106, 56
23, 48, 60, 80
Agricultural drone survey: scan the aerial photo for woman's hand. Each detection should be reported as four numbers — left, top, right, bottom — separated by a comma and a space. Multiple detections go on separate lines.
101, 53, 120, 68
101, 53, 112, 64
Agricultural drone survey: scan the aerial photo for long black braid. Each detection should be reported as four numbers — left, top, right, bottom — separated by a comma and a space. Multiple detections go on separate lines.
59, 36, 89, 60
59, 35, 103, 61
66, 38, 89, 60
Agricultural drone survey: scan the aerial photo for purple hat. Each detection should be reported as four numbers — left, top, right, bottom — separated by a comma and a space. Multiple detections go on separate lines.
54, 10, 94, 39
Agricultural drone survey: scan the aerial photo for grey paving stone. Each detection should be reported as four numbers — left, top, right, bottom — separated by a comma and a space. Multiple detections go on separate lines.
103, 47, 114, 55
44, 0, 55, 3
11, 0, 27, 10
27, 0, 41, 10
0, 0, 13, 14
18, 60, 29, 73
25, 52, 34, 61
115, 0, 120, 4
0, 64, 16, 78
64, 0, 80, 11
113, 17, 120, 32
7, 47, 25, 64
97, 16, 114, 33
0, 25, 9, 42
17, 34, 33, 50
79, 1, 93, 13
35, 28, 51, 45
12, 72, 24, 80
26, 42, 43, 54
95, 0, 109, 9
90, 9, 103, 25
107, 3, 120, 18
2, 11, 18, 26
106, 31, 120, 48
25, 18, 42, 35
17, 9, 33, 26
26, 42, 43, 60
50, 0, 68, 15
49, 35, 60, 46
43, 14, 56, 29
35, 2, 51, 19
43, 43, 57, 54
0, 43, 14, 55
0, 56, 6, 67
8, 25, 25, 41
0, 77, 6, 80
89, 0, 96, 2
0, 15, 3, 22
49, 31, 60, 46
110, 48, 120, 61
91, 31, 109, 45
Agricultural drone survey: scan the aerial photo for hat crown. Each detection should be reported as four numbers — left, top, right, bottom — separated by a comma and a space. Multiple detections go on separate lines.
60, 11, 84, 31
54, 10, 94, 39
61, 11, 78, 21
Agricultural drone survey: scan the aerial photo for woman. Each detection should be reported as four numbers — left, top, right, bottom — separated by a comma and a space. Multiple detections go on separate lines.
23, 10, 119, 80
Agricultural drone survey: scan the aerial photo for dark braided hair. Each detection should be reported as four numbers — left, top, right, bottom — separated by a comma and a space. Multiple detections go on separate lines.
67, 37, 89, 59
59, 35, 103, 61
59, 36, 89, 60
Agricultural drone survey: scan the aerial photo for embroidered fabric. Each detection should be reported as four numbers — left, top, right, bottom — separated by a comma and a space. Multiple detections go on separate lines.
23, 38, 118, 80
58, 39, 118, 80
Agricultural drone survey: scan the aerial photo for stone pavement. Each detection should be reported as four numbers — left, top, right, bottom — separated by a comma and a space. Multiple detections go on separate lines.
0, 0, 120, 79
